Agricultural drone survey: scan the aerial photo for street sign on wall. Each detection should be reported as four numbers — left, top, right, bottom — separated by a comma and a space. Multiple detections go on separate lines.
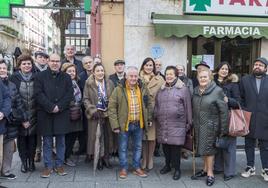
184, 0, 268, 17
0, 0, 25, 18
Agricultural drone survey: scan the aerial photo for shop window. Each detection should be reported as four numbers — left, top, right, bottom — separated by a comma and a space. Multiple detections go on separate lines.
188, 36, 260, 77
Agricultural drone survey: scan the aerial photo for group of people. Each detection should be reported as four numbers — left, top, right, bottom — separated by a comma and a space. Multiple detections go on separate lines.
0, 44, 267, 187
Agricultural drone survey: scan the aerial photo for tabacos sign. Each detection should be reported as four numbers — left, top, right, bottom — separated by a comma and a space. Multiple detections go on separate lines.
184, 0, 268, 17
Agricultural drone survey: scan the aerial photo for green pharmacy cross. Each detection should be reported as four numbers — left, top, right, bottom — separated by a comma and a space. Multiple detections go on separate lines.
189, 0, 211, 11
0, 0, 25, 18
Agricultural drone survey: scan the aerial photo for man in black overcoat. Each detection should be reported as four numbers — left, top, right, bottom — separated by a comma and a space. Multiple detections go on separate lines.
34, 54, 73, 178
240, 57, 268, 182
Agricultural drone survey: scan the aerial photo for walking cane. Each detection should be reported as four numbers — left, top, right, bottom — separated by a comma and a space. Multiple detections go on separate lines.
191, 128, 197, 180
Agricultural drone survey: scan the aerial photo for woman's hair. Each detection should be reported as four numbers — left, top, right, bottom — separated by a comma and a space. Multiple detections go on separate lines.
214, 61, 232, 79
165, 65, 178, 77
92, 63, 106, 80
92, 63, 105, 73
17, 54, 34, 67
61, 63, 78, 81
139, 57, 156, 75
197, 69, 213, 80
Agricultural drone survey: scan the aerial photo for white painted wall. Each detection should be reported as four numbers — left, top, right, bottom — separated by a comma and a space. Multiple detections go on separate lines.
124, 0, 187, 72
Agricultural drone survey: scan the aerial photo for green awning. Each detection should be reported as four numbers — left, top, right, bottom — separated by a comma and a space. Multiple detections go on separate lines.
152, 13, 268, 39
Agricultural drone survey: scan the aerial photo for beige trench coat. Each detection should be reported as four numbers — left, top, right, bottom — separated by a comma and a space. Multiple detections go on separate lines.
141, 74, 165, 140
83, 75, 114, 156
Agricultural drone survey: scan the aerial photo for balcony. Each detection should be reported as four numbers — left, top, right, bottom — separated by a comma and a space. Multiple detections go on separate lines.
0, 25, 19, 38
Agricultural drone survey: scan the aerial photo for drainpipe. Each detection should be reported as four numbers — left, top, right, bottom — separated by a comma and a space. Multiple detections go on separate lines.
91, 0, 101, 57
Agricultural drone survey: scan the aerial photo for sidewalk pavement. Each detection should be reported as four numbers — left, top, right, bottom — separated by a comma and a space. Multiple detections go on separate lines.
0, 150, 267, 188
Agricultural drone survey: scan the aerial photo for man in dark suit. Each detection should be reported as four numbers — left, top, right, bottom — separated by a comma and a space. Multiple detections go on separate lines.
109, 60, 126, 87
240, 57, 268, 182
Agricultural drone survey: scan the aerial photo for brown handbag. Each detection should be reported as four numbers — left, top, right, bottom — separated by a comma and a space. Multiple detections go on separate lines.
183, 129, 193, 151
69, 104, 82, 121
229, 103, 251, 137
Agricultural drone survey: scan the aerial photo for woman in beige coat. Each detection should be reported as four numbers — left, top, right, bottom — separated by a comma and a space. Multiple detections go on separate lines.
139, 57, 165, 170
83, 63, 114, 170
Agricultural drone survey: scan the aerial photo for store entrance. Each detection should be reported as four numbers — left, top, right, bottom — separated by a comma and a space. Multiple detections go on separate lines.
187, 37, 261, 78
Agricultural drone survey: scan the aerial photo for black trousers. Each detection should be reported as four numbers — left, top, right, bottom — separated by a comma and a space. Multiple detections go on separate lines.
65, 132, 77, 159
162, 144, 181, 170
77, 115, 88, 153
245, 137, 268, 169
17, 135, 37, 161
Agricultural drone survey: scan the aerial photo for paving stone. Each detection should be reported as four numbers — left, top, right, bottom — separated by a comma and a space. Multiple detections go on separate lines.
48, 181, 95, 188
141, 181, 186, 188
96, 181, 141, 188
1, 182, 48, 188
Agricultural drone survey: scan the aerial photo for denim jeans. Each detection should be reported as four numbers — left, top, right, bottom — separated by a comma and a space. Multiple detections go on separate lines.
119, 123, 143, 170
43, 135, 65, 169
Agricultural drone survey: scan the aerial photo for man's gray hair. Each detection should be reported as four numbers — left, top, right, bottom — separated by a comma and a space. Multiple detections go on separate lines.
126, 66, 138, 76
176, 64, 185, 70
82, 56, 93, 64
64, 45, 76, 54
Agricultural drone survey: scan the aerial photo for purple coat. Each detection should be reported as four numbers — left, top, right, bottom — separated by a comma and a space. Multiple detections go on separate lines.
155, 79, 192, 146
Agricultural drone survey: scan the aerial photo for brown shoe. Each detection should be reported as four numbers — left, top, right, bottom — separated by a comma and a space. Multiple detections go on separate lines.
133, 168, 148, 178
54, 166, 67, 176
34, 152, 41, 162
119, 169, 127, 179
40, 168, 53, 178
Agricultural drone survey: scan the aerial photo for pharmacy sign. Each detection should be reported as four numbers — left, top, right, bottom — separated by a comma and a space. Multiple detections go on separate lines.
0, 0, 25, 18
184, 0, 268, 17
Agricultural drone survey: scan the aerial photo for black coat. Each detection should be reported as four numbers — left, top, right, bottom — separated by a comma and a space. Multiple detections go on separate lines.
2, 79, 27, 142
10, 72, 36, 136
109, 73, 125, 87
214, 74, 241, 109
34, 68, 74, 136
78, 70, 90, 92
240, 74, 268, 140
193, 81, 229, 156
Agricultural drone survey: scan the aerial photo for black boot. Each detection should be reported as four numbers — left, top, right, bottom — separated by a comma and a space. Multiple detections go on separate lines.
102, 158, 112, 169
97, 159, 103, 170
28, 158, 36, 172
173, 170, 181, 180
160, 165, 171, 174
21, 159, 28, 173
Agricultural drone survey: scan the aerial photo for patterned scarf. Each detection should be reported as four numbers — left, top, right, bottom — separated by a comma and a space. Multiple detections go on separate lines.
72, 80, 82, 103
96, 80, 108, 111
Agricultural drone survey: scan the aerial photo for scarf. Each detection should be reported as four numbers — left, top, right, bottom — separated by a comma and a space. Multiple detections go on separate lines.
35, 63, 47, 72
96, 79, 108, 111
19, 71, 32, 81
72, 80, 82, 103
140, 70, 154, 83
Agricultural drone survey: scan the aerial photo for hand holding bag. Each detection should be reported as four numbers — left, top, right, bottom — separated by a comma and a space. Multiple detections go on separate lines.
229, 103, 251, 137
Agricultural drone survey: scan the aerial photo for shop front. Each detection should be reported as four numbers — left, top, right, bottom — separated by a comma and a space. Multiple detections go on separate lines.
151, 0, 268, 77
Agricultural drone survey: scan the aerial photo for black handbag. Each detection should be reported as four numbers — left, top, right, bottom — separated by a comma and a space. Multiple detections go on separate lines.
215, 137, 229, 149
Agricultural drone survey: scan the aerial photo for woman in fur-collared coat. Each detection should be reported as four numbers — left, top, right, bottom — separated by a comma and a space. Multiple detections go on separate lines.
213, 62, 241, 181
139, 57, 165, 170
83, 63, 114, 170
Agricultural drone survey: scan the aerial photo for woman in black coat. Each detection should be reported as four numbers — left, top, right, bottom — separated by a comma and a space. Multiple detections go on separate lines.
192, 69, 229, 186
213, 62, 241, 181
10, 54, 37, 173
